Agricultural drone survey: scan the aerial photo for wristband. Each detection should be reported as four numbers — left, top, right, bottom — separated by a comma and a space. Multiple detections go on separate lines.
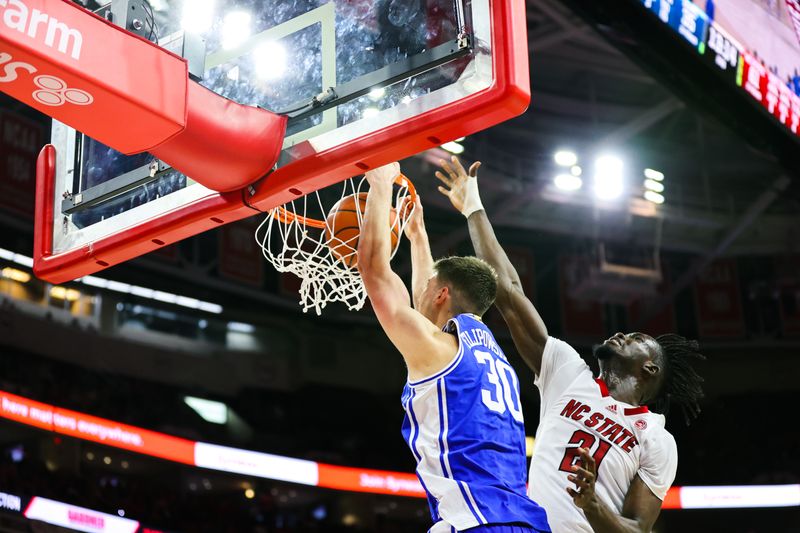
460, 177, 484, 218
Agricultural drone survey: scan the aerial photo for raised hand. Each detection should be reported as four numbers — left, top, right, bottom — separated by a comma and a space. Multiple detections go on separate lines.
435, 156, 483, 217
365, 162, 401, 188
401, 195, 425, 240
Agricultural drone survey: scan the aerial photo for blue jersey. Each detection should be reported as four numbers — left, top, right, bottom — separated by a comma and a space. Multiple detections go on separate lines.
401, 314, 550, 532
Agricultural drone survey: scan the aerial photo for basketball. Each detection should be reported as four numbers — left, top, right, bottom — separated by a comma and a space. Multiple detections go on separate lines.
324, 193, 399, 268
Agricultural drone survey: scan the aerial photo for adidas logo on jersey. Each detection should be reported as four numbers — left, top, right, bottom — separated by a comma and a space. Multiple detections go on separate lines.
606, 404, 618, 414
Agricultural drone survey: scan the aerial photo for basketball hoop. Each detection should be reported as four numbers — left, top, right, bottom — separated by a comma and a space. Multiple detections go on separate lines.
256, 174, 417, 315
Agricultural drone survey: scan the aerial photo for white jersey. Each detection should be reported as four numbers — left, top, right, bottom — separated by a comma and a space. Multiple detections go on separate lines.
528, 337, 677, 533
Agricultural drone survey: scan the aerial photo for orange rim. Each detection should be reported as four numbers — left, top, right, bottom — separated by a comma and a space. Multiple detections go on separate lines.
274, 173, 417, 230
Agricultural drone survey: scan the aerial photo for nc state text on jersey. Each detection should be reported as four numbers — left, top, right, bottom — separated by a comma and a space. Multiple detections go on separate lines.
560, 399, 639, 453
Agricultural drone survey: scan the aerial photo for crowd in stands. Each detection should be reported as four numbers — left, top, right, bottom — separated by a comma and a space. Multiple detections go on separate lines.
0, 342, 797, 530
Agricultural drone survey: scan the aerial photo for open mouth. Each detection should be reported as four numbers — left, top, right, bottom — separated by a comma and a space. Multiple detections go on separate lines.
606, 337, 622, 348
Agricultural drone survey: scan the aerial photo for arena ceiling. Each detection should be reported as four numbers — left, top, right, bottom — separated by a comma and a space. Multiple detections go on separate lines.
420, 0, 800, 259
2, 0, 798, 320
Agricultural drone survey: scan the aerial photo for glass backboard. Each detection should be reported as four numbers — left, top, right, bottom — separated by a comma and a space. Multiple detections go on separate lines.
34, 0, 530, 283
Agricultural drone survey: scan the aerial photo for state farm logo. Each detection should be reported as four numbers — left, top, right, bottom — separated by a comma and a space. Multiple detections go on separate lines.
32, 75, 92, 106
0, 52, 92, 107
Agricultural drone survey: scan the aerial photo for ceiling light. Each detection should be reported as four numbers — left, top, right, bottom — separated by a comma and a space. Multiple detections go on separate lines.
184, 396, 228, 424
198, 302, 223, 314
228, 321, 255, 333
254, 41, 287, 80
570, 165, 582, 177
78, 275, 223, 314
129, 286, 154, 299
554, 150, 578, 167
593, 155, 624, 201
644, 168, 664, 181
106, 280, 132, 293
177, 297, 200, 310
1, 267, 30, 283
644, 191, 665, 204
153, 291, 178, 304
368, 87, 386, 99
181, 0, 215, 34
0, 248, 33, 268
80, 276, 107, 288
644, 179, 664, 193
441, 142, 465, 155
245, 489, 255, 499
221, 11, 252, 50
554, 174, 582, 191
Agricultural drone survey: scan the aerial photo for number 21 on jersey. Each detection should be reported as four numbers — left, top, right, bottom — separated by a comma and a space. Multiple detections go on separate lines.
474, 350, 524, 422
559, 430, 612, 475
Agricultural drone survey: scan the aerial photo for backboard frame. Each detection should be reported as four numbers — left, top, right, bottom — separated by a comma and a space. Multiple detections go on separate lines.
34, 0, 530, 284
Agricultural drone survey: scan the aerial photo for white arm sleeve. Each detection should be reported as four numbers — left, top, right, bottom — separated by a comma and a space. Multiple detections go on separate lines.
534, 337, 589, 412
637, 431, 678, 501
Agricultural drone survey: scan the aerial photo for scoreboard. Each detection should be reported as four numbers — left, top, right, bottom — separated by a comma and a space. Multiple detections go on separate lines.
642, 0, 710, 51
704, 23, 740, 83
639, 0, 800, 138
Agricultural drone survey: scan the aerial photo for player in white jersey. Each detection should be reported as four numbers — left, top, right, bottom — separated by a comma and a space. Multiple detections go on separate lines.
358, 163, 550, 533
436, 156, 705, 533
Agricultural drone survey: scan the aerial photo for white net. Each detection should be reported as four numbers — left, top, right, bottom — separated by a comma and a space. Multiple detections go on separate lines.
256, 176, 415, 315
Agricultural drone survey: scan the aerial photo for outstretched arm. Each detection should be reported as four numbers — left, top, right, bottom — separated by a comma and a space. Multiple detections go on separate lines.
436, 156, 548, 375
402, 196, 434, 309
358, 164, 457, 380
568, 449, 665, 533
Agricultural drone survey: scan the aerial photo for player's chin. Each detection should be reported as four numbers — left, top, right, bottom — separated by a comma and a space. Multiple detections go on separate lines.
592, 343, 616, 360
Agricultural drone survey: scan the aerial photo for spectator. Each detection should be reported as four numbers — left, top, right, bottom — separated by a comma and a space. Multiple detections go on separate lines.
793, 69, 800, 96
705, 0, 715, 22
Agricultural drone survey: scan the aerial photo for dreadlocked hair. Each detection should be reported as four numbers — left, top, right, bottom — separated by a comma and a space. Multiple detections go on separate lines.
649, 334, 706, 425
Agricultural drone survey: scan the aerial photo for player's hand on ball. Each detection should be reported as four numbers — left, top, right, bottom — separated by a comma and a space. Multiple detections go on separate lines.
365, 162, 401, 188
435, 156, 483, 217
401, 195, 425, 239
566, 448, 598, 509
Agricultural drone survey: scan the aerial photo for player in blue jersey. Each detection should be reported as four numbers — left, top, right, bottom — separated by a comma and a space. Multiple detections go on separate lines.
358, 163, 550, 533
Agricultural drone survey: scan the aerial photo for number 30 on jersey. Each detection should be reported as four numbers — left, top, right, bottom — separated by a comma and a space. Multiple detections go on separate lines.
474, 350, 524, 422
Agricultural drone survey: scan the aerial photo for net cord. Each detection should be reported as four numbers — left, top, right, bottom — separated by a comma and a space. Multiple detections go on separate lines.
255, 176, 415, 315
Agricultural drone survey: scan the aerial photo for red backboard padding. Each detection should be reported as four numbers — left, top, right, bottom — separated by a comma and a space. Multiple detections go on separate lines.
0, 0, 187, 154
150, 82, 288, 193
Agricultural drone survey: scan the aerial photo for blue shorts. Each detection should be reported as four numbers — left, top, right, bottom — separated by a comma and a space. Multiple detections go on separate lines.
462, 524, 550, 533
